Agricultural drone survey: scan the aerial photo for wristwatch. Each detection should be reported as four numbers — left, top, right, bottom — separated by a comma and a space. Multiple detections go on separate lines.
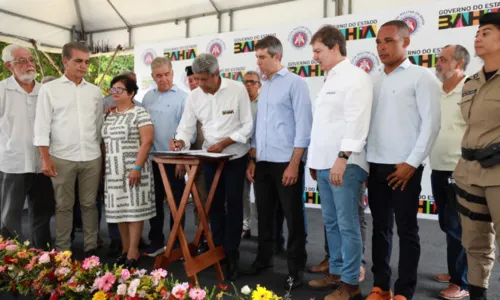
338, 151, 350, 160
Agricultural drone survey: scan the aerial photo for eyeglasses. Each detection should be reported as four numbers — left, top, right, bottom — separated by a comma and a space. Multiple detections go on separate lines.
243, 80, 259, 85
11, 58, 36, 65
109, 87, 126, 94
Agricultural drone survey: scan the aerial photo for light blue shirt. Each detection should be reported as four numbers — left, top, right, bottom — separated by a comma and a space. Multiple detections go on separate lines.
251, 68, 312, 163
141, 85, 188, 152
367, 58, 441, 167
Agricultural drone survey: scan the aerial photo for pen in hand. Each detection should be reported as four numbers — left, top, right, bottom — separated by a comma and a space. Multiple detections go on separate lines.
173, 134, 180, 151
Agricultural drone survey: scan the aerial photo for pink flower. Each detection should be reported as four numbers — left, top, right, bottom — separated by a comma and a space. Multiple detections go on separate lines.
96, 272, 116, 292
121, 269, 131, 281
0, 243, 5, 250
6, 244, 18, 251
82, 256, 100, 270
0, 266, 6, 273
55, 267, 71, 277
189, 287, 206, 300
172, 283, 189, 299
150, 269, 168, 285
38, 252, 51, 264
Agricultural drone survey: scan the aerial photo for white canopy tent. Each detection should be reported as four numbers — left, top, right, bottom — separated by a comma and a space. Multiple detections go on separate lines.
0, 0, 431, 55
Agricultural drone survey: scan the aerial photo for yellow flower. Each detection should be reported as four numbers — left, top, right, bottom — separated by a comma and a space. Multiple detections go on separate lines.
92, 291, 107, 300
216, 291, 224, 299
252, 286, 273, 300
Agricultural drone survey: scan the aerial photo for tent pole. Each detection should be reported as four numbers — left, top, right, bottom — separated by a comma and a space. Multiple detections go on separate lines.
42, 51, 62, 76
98, 45, 122, 88
30, 39, 45, 77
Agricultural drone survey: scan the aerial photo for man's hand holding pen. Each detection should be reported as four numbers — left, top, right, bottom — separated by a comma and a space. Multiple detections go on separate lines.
169, 135, 185, 151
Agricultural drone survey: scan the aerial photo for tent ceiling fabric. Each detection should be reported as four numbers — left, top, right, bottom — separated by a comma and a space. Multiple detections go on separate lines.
0, 0, 279, 33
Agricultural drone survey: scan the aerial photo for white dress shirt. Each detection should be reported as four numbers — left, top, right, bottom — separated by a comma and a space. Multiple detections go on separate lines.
34, 75, 104, 162
176, 78, 253, 160
308, 59, 373, 172
367, 59, 441, 167
429, 78, 466, 171
0, 76, 42, 173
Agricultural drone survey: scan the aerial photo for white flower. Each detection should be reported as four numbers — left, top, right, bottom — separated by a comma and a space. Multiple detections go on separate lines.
23, 241, 30, 247
127, 285, 137, 297
117, 284, 127, 295
241, 285, 251, 295
76, 285, 85, 292
130, 278, 141, 289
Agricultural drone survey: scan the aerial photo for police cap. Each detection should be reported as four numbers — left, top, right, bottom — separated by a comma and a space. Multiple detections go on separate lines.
185, 66, 194, 76
480, 12, 500, 27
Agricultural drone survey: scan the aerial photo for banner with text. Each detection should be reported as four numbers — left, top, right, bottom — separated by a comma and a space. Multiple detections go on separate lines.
134, 0, 492, 220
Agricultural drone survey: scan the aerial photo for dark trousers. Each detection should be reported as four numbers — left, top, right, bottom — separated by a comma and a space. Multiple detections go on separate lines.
203, 155, 247, 256
431, 170, 468, 290
255, 161, 307, 275
149, 162, 186, 245
368, 163, 423, 299
0, 172, 54, 249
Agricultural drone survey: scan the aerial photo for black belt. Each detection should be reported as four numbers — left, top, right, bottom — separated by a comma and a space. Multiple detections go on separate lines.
462, 142, 500, 168
452, 184, 487, 205
456, 201, 492, 222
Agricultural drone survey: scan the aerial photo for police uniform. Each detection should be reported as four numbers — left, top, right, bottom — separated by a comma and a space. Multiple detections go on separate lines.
452, 12, 500, 299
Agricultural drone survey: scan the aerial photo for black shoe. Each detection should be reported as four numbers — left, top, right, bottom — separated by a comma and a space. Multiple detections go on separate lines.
284, 272, 303, 290
241, 260, 273, 276
469, 285, 487, 300
241, 229, 251, 240
115, 252, 128, 265
84, 249, 98, 258
124, 257, 140, 269
144, 241, 166, 257
107, 240, 121, 257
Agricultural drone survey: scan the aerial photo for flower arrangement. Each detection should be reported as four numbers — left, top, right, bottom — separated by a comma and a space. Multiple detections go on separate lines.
0, 237, 283, 300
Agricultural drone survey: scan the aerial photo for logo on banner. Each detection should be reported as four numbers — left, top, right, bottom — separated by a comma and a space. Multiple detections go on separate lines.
333, 20, 378, 40
419, 194, 437, 215
234, 33, 276, 54
219, 67, 247, 82
352, 52, 380, 73
164, 45, 198, 61
141, 49, 157, 66
396, 11, 425, 35
438, 5, 500, 30
408, 48, 441, 68
206, 38, 226, 57
288, 26, 312, 49
287, 60, 324, 78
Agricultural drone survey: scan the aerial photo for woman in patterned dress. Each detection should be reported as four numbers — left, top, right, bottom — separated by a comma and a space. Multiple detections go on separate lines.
102, 75, 155, 268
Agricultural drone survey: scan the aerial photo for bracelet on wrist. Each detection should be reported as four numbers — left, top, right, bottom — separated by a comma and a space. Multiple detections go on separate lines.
249, 157, 256, 163
133, 165, 142, 171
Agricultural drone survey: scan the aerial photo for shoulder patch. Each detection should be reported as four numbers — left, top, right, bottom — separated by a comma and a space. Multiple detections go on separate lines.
462, 89, 477, 97
465, 73, 480, 83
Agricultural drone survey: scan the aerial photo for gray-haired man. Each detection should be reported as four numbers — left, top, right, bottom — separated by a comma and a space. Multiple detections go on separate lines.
141, 57, 189, 257
171, 53, 254, 281
0, 44, 54, 249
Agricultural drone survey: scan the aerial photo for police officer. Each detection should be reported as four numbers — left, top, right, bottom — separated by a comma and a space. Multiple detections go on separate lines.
453, 12, 500, 300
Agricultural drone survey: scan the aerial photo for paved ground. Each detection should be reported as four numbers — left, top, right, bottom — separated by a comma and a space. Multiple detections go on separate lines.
6, 205, 500, 299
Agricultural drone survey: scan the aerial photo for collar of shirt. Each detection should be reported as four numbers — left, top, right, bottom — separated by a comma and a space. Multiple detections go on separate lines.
6, 75, 40, 95
376, 58, 412, 75
263, 67, 288, 82
324, 58, 351, 79
441, 77, 466, 96
60, 74, 89, 86
154, 84, 179, 94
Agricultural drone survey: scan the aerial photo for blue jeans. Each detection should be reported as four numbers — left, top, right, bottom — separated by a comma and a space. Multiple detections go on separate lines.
431, 170, 468, 290
317, 165, 367, 285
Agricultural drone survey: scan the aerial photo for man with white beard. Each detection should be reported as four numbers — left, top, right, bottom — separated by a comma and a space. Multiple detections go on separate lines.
0, 44, 54, 249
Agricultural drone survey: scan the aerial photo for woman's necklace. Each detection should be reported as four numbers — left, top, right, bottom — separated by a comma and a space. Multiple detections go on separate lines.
115, 104, 135, 114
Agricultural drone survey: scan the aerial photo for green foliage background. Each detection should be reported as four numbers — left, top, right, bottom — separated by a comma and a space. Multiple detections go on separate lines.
0, 41, 134, 95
